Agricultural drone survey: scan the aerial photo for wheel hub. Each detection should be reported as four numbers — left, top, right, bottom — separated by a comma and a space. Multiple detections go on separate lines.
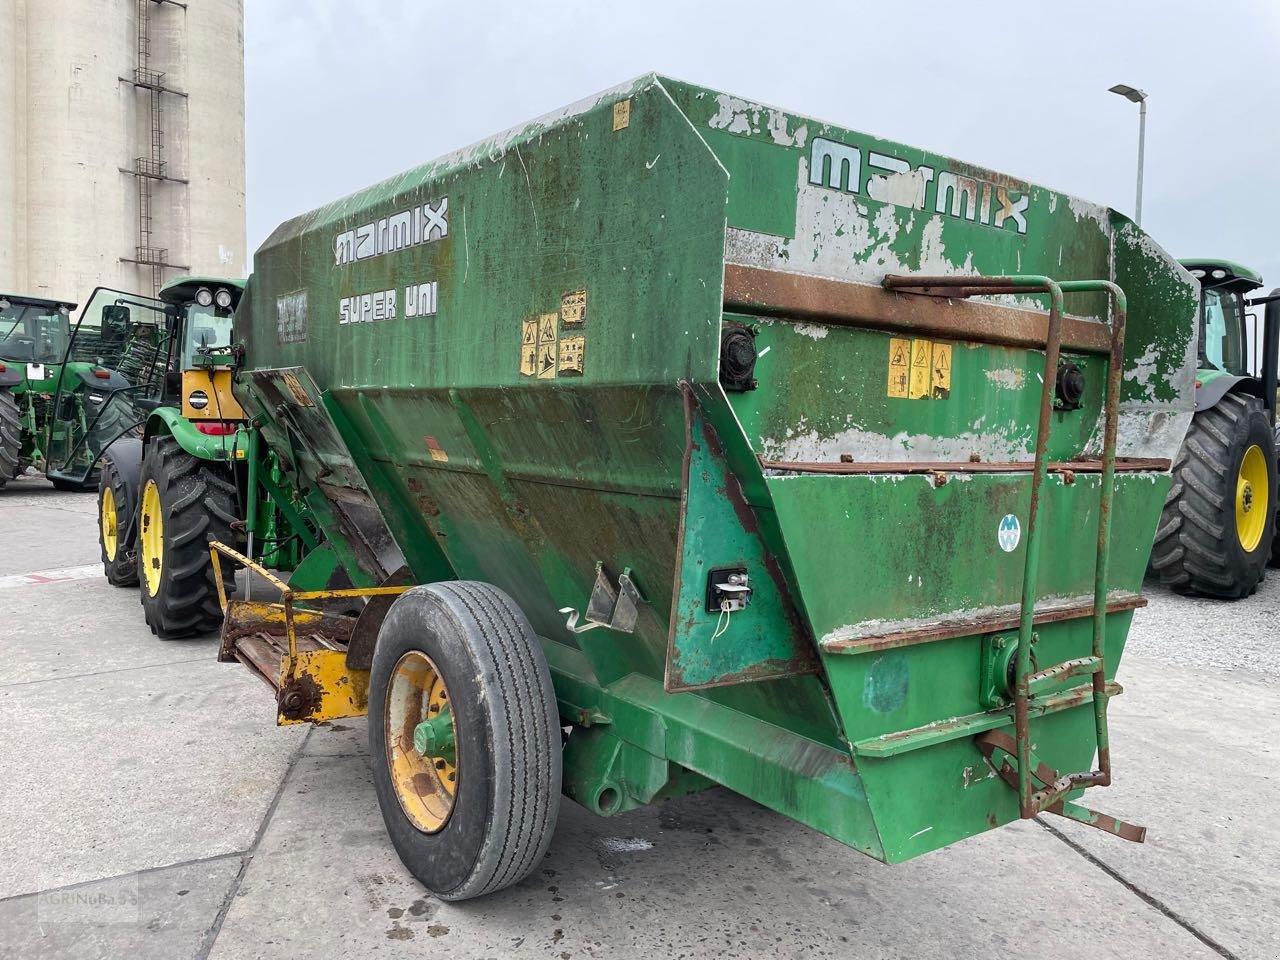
101, 485, 118, 561
385, 650, 457, 833
139, 478, 164, 595
1235, 444, 1269, 552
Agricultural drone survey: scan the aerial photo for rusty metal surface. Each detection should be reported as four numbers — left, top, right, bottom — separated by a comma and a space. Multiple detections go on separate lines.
821, 593, 1147, 655
723, 264, 1113, 354
976, 729, 1146, 842
760, 457, 1171, 476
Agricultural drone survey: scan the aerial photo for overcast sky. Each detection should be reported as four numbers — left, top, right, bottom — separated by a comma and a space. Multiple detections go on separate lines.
245, 1, 1280, 286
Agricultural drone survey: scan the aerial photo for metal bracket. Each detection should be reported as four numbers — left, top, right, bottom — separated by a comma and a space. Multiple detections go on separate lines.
560, 563, 642, 634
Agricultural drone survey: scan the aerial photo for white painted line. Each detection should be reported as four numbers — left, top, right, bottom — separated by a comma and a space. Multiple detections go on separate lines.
0, 564, 102, 590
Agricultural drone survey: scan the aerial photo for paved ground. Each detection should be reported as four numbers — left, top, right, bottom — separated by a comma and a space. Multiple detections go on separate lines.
1, 471, 1276, 959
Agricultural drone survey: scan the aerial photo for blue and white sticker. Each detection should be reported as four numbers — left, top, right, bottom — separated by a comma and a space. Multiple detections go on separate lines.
997, 514, 1021, 553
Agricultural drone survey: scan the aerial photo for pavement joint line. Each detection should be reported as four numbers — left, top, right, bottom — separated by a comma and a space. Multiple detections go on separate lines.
1036, 819, 1242, 960
0, 850, 246, 905
0, 656, 213, 690
0, 564, 103, 590
196, 725, 314, 960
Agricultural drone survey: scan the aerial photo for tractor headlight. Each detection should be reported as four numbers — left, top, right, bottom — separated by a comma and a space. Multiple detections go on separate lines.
188, 390, 209, 410
88, 392, 106, 405
195, 287, 213, 307
214, 288, 233, 309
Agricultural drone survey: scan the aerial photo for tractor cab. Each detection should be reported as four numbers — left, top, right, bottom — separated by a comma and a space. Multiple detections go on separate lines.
45, 278, 245, 486
0, 294, 76, 368
0, 294, 77, 484
1179, 260, 1273, 411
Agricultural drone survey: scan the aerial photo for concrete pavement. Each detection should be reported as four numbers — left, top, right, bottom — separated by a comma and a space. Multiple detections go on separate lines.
1, 471, 1274, 959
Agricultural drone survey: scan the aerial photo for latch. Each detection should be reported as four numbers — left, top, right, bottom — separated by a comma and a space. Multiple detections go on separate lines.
560, 563, 643, 634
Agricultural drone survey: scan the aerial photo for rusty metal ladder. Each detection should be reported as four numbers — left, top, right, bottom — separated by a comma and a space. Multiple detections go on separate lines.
882, 274, 1145, 841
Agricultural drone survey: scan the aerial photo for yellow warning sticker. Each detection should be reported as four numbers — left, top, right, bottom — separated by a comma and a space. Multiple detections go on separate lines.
887, 337, 910, 398
537, 311, 558, 346
519, 318, 538, 377
931, 342, 952, 399
909, 339, 933, 400
613, 99, 631, 131
536, 340, 558, 379
558, 335, 585, 376
561, 289, 587, 328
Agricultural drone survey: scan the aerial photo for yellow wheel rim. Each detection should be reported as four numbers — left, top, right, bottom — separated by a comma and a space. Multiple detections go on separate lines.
1236, 444, 1269, 552
385, 651, 457, 833
101, 485, 118, 561
140, 479, 164, 595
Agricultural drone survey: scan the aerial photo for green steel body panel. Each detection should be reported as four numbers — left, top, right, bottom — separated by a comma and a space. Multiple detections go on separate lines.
146, 405, 244, 461
231, 76, 1197, 862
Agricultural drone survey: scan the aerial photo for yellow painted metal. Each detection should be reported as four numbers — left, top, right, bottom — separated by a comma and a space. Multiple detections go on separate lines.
100, 485, 118, 561
285, 648, 371, 725
1236, 443, 1269, 551
181, 368, 245, 420
208, 540, 414, 726
140, 479, 163, 595
386, 650, 457, 833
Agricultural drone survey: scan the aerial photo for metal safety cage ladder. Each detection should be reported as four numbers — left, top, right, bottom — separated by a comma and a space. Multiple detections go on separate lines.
881, 273, 1145, 842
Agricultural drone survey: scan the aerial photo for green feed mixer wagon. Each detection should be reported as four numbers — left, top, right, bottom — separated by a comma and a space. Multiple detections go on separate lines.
1148, 260, 1280, 598
131, 76, 1199, 900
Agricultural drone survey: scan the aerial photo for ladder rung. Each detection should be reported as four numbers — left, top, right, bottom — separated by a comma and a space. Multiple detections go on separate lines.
1025, 656, 1102, 697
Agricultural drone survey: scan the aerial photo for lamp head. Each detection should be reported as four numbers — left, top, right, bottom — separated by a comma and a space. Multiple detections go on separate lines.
1109, 84, 1147, 103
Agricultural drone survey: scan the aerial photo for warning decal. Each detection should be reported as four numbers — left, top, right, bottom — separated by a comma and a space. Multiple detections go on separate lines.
887, 338, 910, 398
561, 290, 587, 328
519, 318, 538, 376
558, 335, 585, 376
931, 342, 952, 399
887, 336, 954, 401
909, 339, 932, 400
536, 312, 558, 379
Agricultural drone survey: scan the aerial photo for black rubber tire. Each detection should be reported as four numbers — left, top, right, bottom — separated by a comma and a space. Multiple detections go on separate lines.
0, 390, 20, 489
1151, 393, 1278, 598
368, 582, 562, 901
1272, 420, 1280, 568
137, 436, 237, 638
98, 453, 139, 587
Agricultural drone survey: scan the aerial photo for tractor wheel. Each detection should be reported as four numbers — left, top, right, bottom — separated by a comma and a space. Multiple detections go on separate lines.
1151, 393, 1277, 598
98, 453, 138, 587
0, 390, 21, 489
137, 436, 237, 638
368, 582, 562, 901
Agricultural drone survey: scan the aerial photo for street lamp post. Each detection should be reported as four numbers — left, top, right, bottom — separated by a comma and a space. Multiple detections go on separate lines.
1109, 84, 1148, 225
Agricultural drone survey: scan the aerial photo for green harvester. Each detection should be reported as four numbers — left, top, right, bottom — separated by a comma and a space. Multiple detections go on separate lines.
93, 76, 1201, 900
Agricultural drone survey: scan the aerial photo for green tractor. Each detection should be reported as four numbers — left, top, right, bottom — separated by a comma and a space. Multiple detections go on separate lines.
61, 277, 310, 637
0, 293, 87, 488
1150, 260, 1280, 598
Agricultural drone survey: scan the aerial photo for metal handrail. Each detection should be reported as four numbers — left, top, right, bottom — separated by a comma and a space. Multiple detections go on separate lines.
883, 274, 1127, 818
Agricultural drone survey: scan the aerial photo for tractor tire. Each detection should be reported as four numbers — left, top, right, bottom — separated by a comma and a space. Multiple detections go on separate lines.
1272, 421, 1280, 569
137, 436, 237, 638
0, 390, 21, 489
98, 453, 138, 587
1151, 393, 1277, 598
368, 582, 562, 901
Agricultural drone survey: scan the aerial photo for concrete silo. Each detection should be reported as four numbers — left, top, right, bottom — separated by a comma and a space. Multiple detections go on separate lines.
0, 0, 246, 300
